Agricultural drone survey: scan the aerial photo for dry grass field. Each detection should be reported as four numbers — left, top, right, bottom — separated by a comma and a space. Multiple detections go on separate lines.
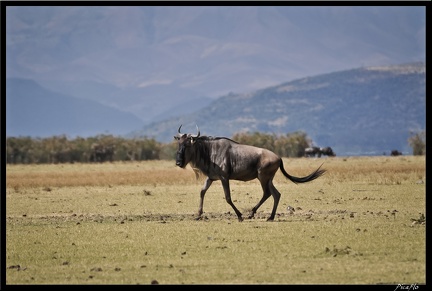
5, 156, 426, 285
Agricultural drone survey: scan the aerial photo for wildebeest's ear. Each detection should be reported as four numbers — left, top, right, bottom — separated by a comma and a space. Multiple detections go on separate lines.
174, 136, 179, 140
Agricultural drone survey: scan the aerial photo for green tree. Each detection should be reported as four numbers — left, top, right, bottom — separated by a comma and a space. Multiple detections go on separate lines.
275, 131, 311, 157
160, 141, 178, 160
408, 130, 426, 156
232, 131, 311, 157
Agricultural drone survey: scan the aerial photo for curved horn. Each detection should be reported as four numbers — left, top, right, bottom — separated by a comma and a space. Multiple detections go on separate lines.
178, 125, 183, 134
195, 125, 200, 138
190, 125, 200, 138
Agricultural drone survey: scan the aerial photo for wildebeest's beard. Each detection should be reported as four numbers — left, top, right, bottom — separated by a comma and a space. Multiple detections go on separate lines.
175, 135, 192, 168
176, 143, 186, 168
174, 125, 200, 168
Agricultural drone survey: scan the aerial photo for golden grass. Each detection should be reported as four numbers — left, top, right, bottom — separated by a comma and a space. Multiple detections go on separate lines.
5, 156, 426, 285
6, 156, 425, 189
6, 160, 196, 188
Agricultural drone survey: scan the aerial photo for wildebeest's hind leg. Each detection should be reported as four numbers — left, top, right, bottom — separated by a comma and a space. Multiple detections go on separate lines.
196, 178, 213, 220
220, 178, 243, 222
267, 181, 281, 221
248, 179, 272, 220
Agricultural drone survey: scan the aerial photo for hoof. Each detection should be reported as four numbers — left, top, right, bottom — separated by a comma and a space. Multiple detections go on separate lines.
246, 210, 255, 219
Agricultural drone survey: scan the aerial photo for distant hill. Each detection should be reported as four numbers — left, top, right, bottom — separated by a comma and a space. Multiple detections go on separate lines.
6, 78, 144, 137
128, 62, 425, 156
6, 7, 425, 124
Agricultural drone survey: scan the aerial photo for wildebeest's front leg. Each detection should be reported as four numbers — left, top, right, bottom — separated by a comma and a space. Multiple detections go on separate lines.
220, 178, 243, 222
196, 177, 213, 220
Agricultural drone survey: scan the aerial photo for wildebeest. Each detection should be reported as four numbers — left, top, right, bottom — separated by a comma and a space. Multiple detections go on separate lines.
305, 146, 336, 157
89, 144, 115, 163
320, 147, 336, 157
174, 125, 326, 222
304, 146, 321, 157
391, 150, 402, 156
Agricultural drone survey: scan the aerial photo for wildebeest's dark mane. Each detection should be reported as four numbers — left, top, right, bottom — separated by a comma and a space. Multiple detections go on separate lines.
196, 135, 239, 144
188, 136, 238, 175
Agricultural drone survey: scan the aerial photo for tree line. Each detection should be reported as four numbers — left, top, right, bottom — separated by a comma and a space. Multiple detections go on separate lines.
5, 130, 425, 164
5, 134, 176, 164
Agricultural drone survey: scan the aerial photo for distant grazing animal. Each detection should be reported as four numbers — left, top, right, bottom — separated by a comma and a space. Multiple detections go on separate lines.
174, 125, 326, 222
89, 144, 115, 162
305, 146, 336, 157
390, 150, 402, 156
305, 146, 321, 157
320, 147, 336, 157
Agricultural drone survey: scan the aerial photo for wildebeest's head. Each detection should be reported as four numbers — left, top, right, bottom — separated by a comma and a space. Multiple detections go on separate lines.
174, 125, 200, 168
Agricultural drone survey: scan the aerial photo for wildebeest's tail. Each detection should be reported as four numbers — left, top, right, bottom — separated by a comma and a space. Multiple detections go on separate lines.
279, 160, 326, 184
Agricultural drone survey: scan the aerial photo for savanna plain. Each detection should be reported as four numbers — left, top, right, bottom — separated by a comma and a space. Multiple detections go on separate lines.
5, 156, 426, 285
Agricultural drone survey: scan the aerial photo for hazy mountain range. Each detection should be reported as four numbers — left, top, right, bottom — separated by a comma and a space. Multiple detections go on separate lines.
130, 62, 425, 156
6, 62, 426, 156
5, 6, 426, 155
6, 78, 144, 137
6, 6, 425, 125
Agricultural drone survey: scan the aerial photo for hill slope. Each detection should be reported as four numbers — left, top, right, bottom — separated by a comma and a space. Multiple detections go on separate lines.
129, 62, 425, 156
6, 78, 144, 137
6, 7, 425, 124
